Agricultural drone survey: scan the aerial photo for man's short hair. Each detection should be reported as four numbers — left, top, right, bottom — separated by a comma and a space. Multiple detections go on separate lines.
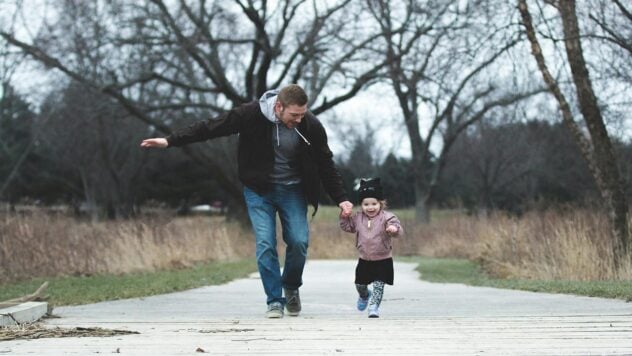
278, 84, 308, 107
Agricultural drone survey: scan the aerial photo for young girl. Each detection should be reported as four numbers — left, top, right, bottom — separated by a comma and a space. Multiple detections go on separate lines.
339, 178, 403, 318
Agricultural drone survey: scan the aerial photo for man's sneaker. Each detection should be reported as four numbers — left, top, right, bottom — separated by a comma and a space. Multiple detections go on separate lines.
368, 304, 380, 318
284, 288, 301, 316
265, 302, 284, 318
357, 290, 371, 311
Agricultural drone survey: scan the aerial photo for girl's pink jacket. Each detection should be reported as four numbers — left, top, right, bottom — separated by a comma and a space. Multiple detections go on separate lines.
339, 210, 403, 261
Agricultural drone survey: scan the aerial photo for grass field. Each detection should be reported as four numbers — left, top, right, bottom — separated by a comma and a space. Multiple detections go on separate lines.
0, 259, 257, 306
404, 256, 632, 301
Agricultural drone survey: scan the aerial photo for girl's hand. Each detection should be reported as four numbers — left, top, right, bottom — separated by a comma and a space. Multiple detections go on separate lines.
338, 201, 353, 218
386, 225, 398, 235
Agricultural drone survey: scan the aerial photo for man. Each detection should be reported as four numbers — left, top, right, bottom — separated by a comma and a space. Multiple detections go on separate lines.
141, 84, 353, 318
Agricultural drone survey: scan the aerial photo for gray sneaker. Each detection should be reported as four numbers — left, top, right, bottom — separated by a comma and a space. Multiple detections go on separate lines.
284, 288, 301, 316
265, 301, 284, 318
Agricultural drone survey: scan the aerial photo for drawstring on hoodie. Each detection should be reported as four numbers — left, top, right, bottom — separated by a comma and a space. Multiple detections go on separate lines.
275, 120, 311, 146
263, 90, 311, 147
295, 128, 311, 146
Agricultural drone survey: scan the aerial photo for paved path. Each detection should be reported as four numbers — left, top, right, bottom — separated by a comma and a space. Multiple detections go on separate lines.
2, 260, 632, 355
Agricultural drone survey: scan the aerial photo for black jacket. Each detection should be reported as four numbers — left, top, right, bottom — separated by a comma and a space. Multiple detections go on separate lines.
166, 101, 348, 213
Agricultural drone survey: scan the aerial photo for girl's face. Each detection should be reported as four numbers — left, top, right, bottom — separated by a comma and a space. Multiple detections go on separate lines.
361, 198, 381, 217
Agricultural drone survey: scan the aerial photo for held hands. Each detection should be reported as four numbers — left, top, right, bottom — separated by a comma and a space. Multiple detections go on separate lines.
338, 201, 353, 218
140, 138, 168, 148
386, 225, 399, 235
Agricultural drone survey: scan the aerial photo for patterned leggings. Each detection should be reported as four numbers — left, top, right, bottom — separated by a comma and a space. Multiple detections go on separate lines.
355, 281, 385, 307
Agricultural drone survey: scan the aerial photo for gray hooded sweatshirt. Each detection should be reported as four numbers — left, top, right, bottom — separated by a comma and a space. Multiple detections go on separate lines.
259, 89, 308, 185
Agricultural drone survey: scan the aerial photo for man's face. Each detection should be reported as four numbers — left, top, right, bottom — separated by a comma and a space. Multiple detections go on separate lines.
275, 102, 307, 129
361, 198, 381, 218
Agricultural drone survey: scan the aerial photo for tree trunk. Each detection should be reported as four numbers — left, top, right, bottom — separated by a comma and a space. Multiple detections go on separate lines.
415, 186, 430, 224
518, 0, 630, 265
557, 0, 630, 261
412, 136, 430, 223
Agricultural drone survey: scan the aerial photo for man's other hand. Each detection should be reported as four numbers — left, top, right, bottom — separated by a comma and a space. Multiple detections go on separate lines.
140, 138, 168, 148
338, 201, 353, 218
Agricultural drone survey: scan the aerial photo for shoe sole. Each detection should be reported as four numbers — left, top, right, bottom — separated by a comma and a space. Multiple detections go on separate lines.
266, 313, 283, 318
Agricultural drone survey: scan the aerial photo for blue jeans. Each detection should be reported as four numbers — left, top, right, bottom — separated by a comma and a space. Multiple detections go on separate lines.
243, 184, 309, 305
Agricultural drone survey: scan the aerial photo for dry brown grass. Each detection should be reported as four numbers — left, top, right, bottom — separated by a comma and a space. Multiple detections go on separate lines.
307, 215, 357, 259
396, 215, 482, 259
403, 209, 632, 281
475, 210, 632, 280
0, 211, 254, 283
2, 206, 630, 283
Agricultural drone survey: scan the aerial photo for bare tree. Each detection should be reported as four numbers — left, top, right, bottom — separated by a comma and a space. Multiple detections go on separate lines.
586, 0, 632, 137
588, 0, 632, 59
0, 0, 387, 217
0, 6, 41, 203
450, 118, 544, 215
518, 0, 630, 265
367, 0, 544, 222
37, 82, 149, 220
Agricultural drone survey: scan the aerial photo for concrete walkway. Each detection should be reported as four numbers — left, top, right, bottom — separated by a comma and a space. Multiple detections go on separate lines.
2, 260, 632, 355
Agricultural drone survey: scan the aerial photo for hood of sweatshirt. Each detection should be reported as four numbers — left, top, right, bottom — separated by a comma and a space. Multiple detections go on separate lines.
258, 88, 311, 146
259, 89, 280, 124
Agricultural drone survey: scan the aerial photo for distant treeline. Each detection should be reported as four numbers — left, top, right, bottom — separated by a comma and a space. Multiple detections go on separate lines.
337, 120, 632, 214
1, 83, 630, 219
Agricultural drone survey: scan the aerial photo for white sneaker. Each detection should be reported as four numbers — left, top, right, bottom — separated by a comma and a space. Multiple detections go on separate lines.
368, 305, 379, 318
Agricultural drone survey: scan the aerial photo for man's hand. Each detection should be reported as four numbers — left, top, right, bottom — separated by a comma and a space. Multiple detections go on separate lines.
140, 138, 168, 148
386, 225, 398, 235
338, 200, 353, 218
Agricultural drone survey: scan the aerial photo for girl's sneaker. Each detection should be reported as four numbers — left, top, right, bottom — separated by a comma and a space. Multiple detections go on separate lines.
368, 304, 379, 318
357, 290, 371, 311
